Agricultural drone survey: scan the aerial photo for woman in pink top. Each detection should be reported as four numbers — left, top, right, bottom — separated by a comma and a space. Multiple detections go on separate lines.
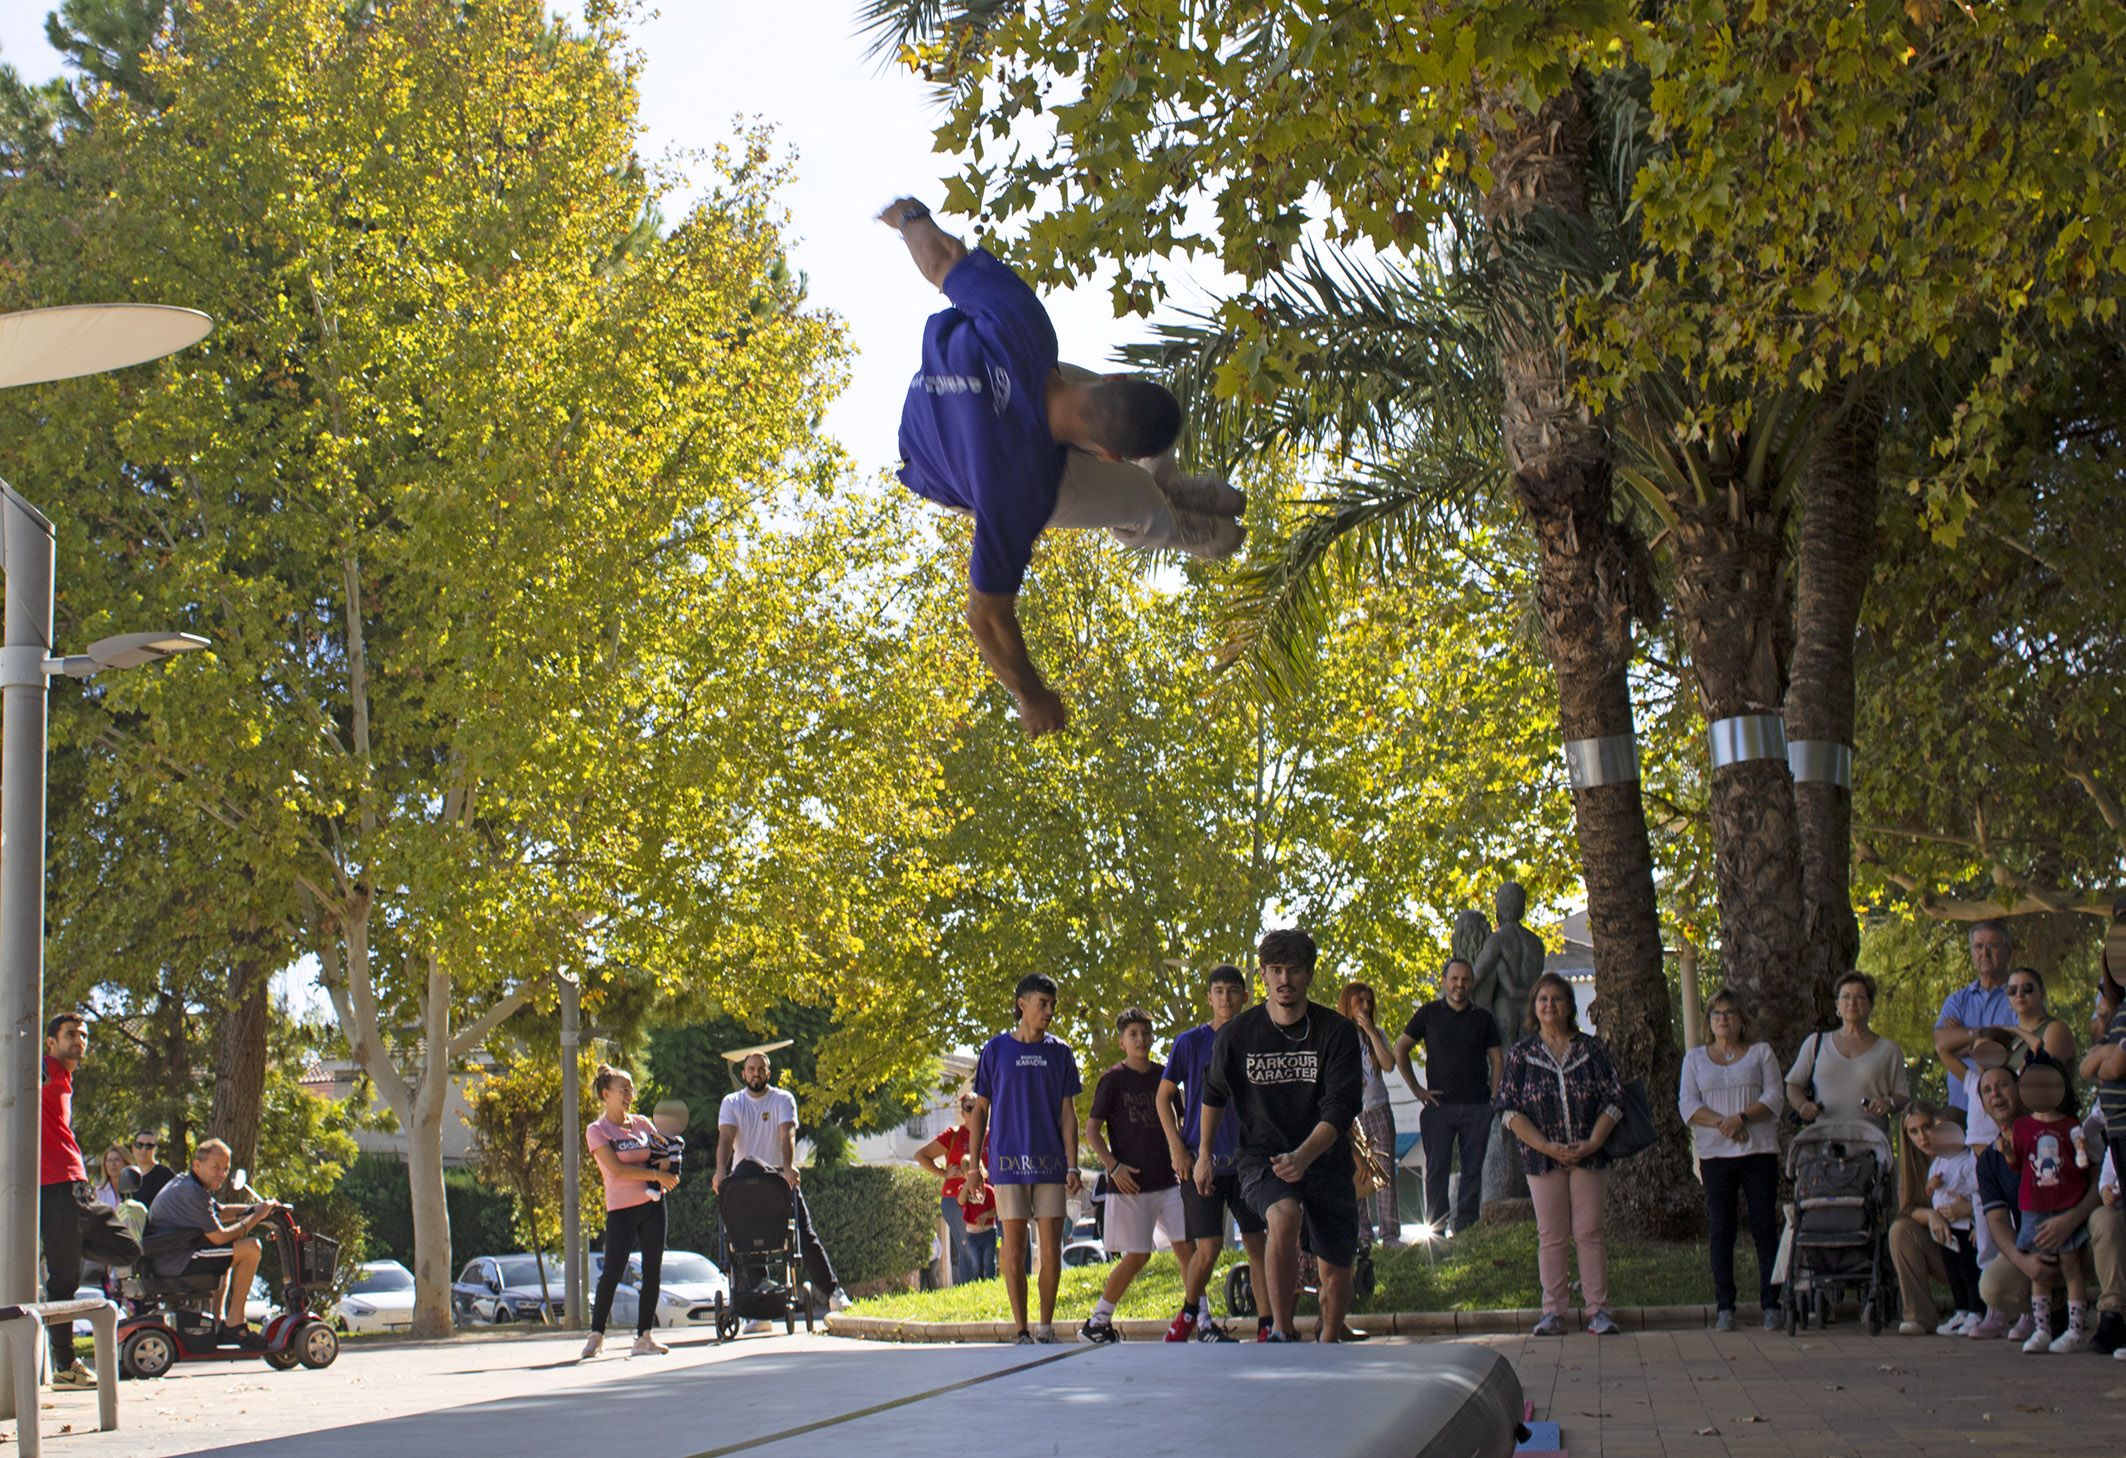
581, 1063, 679, 1361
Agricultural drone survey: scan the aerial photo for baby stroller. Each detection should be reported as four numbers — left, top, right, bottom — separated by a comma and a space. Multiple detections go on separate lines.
1778, 1118, 1896, 1336
712, 1166, 816, 1341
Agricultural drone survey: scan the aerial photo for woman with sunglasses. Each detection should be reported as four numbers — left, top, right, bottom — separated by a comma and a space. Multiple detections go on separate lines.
916, 1091, 995, 1283
1999, 967, 2078, 1075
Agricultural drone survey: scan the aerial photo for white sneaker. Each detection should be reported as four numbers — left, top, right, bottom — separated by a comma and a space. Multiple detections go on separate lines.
50, 1363, 95, 1389
743, 1319, 773, 1334
631, 1331, 669, 1357
1934, 1313, 1965, 1336
1897, 1320, 1926, 1335
2006, 1313, 2035, 1341
2048, 1325, 2089, 1355
1166, 509, 1246, 560
2022, 1323, 2055, 1353
578, 1333, 603, 1361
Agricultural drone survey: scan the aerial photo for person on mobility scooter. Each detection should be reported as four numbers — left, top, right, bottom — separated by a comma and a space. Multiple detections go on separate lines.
120, 1139, 341, 1379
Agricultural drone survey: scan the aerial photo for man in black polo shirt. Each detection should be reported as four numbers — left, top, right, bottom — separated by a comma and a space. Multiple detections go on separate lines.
1393, 958, 1503, 1238
1198, 928, 1364, 1342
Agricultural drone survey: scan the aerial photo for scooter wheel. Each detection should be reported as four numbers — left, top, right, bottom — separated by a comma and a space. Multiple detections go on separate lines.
121, 1327, 178, 1381
297, 1319, 340, 1369
265, 1347, 301, 1371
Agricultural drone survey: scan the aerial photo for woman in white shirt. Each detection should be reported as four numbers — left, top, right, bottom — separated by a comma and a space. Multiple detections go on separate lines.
1786, 971, 1910, 1131
1678, 988, 1785, 1331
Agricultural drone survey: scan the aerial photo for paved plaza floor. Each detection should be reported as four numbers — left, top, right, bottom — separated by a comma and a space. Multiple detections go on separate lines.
3, 1325, 2119, 1457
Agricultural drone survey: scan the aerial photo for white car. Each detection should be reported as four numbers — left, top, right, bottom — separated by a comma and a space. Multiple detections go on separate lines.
337, 1259, 416, 1334
588, 1249, 730, 1329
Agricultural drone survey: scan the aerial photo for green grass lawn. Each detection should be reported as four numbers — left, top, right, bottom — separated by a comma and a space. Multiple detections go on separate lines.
851, 1222, 1756, 1322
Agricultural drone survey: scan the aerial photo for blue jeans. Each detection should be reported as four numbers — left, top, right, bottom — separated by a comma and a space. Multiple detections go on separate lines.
965, 1226, 999, 1281
941, 1194, 976, 1283
1419, 1100, 1491, 1233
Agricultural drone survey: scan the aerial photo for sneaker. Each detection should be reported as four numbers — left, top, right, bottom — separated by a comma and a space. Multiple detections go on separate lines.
1162, 473, 1247, 518
50, 1364, 94, 1390
1531, 1312, 1566, 1337
1194, 1318, 1237, 1343
1964, 1311, 2011, 1340
1164, 1308, 1198, 1343
827, 1289, 850, 1313
1935, 1312, 1969, 1336
1762, 1309, 1781, 1330
2115, 1344, 2126, 1361
578, 1333, 603, 1361
2090, 1311, 2125, 1355
1167, 509, 1246, 560
1713, 1309, 1736, 1333
743, 1319, 773, 1334
1012, 1329, 1036, 1345
1897, 1320, 1927, 1335
1079, 1315, 1120, 1345
2006, 1313, 2035, 1342
2048, 1325, 2089, 1355
2022, 1323, 2055, 1354
631, 1331, 669, 1357
1033, 1324, 1061, 1345
1587, 1309, 1620, 1336
1262, 1329, 1296, 1343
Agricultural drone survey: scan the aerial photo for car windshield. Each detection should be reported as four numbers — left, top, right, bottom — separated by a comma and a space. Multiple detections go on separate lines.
497, 1258, 553, 1286
351, 1265, 414, 1294
659, 1253, 720, 1284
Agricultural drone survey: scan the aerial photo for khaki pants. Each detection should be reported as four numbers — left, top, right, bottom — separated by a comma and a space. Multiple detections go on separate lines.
1889, 1218, 1947, 1327
1971, 1205, 2125, 1317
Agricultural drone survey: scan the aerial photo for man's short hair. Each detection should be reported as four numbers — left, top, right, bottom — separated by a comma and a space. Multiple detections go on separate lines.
1115, 1006, 1152, 1036
1257, 929, 1317, 972
44, 1011, 84, 1040
1443, 958, 1474, 978
1206, 963, 1244, 988
191, 1138, 232, 1168
1082, 377, 1182, 461
1014, 972, 1059, 1003
1969, 919, 2013, 946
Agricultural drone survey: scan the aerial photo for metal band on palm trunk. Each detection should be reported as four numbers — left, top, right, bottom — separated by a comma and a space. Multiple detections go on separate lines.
1708, 714, 1787, 770
1563, 732, 1640, 790
1787, 739, 1854, 788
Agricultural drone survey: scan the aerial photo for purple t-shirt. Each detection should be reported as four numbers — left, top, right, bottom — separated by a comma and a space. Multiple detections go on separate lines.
973, 1031, 1082, 1185
1165, 1023, 1240, 1172
896, 249, 1063, 595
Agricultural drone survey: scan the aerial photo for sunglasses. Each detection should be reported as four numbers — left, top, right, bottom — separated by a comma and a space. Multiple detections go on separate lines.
2007, 984, 2039, 996
132, 1141, 157, 1150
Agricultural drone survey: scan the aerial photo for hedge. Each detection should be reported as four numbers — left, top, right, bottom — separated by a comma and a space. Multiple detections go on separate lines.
664, 1164, 937, 1290
338, 1151, 520, 1270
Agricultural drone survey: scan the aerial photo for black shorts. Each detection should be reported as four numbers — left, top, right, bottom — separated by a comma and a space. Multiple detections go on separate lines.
1180, 1168, 1268, 1242
1239, 1155, 1361, 1269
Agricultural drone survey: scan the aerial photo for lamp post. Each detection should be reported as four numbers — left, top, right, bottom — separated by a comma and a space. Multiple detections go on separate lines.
559, 972, 582, 1329
0, 305, 212, 1412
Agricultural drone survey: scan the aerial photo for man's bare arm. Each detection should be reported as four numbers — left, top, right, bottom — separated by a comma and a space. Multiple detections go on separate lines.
880, 197, 967, 289
966, 590, 1065, 736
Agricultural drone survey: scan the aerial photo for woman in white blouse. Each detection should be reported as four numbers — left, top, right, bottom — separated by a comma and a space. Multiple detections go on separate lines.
1679, 988, 1785, 1331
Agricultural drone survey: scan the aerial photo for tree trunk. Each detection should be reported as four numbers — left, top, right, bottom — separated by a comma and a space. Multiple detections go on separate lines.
1669, 477, 1811, 1054
405, 1085, 455, 1338
1787, 394, 1881, 1027
209, 941, 273, 1171
1483, 75, 1697, 1236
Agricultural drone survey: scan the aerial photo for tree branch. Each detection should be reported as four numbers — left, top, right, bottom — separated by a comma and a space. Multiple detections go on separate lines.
1853, 838, 2113, 920
447, 976, 544, 1062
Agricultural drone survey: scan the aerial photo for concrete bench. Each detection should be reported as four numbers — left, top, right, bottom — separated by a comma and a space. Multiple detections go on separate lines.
0, 1298, 119, 1457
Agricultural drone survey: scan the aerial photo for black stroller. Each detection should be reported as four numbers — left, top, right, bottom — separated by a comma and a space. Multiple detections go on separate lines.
712, 1166, 816, 1341
1778, 1118, 1897, 1335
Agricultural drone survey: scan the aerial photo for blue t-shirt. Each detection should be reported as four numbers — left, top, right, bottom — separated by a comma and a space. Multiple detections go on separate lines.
896, 249, 1063, 596
973, 1031, 1082, 1185
1937, 981, 2016, 1111
1165, 1023, 1240, 1172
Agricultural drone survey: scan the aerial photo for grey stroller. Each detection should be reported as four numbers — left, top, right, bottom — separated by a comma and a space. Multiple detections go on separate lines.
1777, 1118, 1897, 1335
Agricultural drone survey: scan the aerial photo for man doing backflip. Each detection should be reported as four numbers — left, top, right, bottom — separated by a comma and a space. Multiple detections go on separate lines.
1159, 963, 1268, 1340
967, 972, 1084, 1343
881, 197, 1245, 738
1198, 930, 1364, 1342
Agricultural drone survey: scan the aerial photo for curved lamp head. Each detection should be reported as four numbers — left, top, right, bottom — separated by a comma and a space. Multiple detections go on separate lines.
0, 304, 213, 389
46, 631, 210, 679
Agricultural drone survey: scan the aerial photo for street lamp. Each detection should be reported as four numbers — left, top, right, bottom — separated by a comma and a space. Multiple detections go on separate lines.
0, 305, 212, 1409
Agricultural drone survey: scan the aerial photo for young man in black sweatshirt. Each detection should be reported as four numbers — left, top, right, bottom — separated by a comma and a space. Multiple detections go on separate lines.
1197, 928, 1365, 1342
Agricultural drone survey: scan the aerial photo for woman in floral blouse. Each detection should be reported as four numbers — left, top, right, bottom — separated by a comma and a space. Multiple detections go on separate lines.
1496, 971, 1624, 1336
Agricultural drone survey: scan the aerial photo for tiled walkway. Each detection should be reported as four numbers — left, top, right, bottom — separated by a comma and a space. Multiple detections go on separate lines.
1491, 1326, 2125, 1456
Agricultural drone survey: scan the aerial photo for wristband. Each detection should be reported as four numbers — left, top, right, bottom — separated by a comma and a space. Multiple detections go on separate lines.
895, 202, 931, 232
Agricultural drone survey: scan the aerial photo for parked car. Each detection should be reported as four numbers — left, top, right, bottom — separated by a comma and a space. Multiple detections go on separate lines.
337, 1259, 416, 1334
586, 1249, 730, 1329
450, 1254, 561, 1325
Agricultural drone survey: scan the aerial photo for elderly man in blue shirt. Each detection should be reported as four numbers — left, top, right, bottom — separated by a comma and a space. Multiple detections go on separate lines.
1935, 920, 2018, 1126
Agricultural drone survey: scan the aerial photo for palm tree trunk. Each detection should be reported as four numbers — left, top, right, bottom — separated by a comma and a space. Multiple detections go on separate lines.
1483, 76, 1697, 1236
1786, 394, 1881, 1028
1669, 478, 1812, 1055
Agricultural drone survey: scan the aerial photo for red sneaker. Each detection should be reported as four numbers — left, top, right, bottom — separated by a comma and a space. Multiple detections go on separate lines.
1164, 1308, 1198, 1343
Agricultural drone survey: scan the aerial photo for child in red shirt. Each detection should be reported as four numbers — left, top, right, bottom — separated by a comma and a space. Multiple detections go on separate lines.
2007, 1061, 2091, 1353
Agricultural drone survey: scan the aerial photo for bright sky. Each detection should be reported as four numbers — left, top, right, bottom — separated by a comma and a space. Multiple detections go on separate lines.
0, 2, 1230, 477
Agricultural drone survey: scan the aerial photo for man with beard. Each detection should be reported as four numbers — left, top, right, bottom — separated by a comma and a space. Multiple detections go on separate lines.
1198, 930, 1364, 1342
715, 1052, 844, 1321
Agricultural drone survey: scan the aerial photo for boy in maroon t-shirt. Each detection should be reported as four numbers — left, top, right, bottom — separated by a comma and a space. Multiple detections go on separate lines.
2006, 1061, 2092, 1353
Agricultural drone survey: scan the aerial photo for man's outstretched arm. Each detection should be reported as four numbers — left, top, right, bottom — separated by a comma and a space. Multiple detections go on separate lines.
880, 197, 967, 288
966, 589, 1066, 737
